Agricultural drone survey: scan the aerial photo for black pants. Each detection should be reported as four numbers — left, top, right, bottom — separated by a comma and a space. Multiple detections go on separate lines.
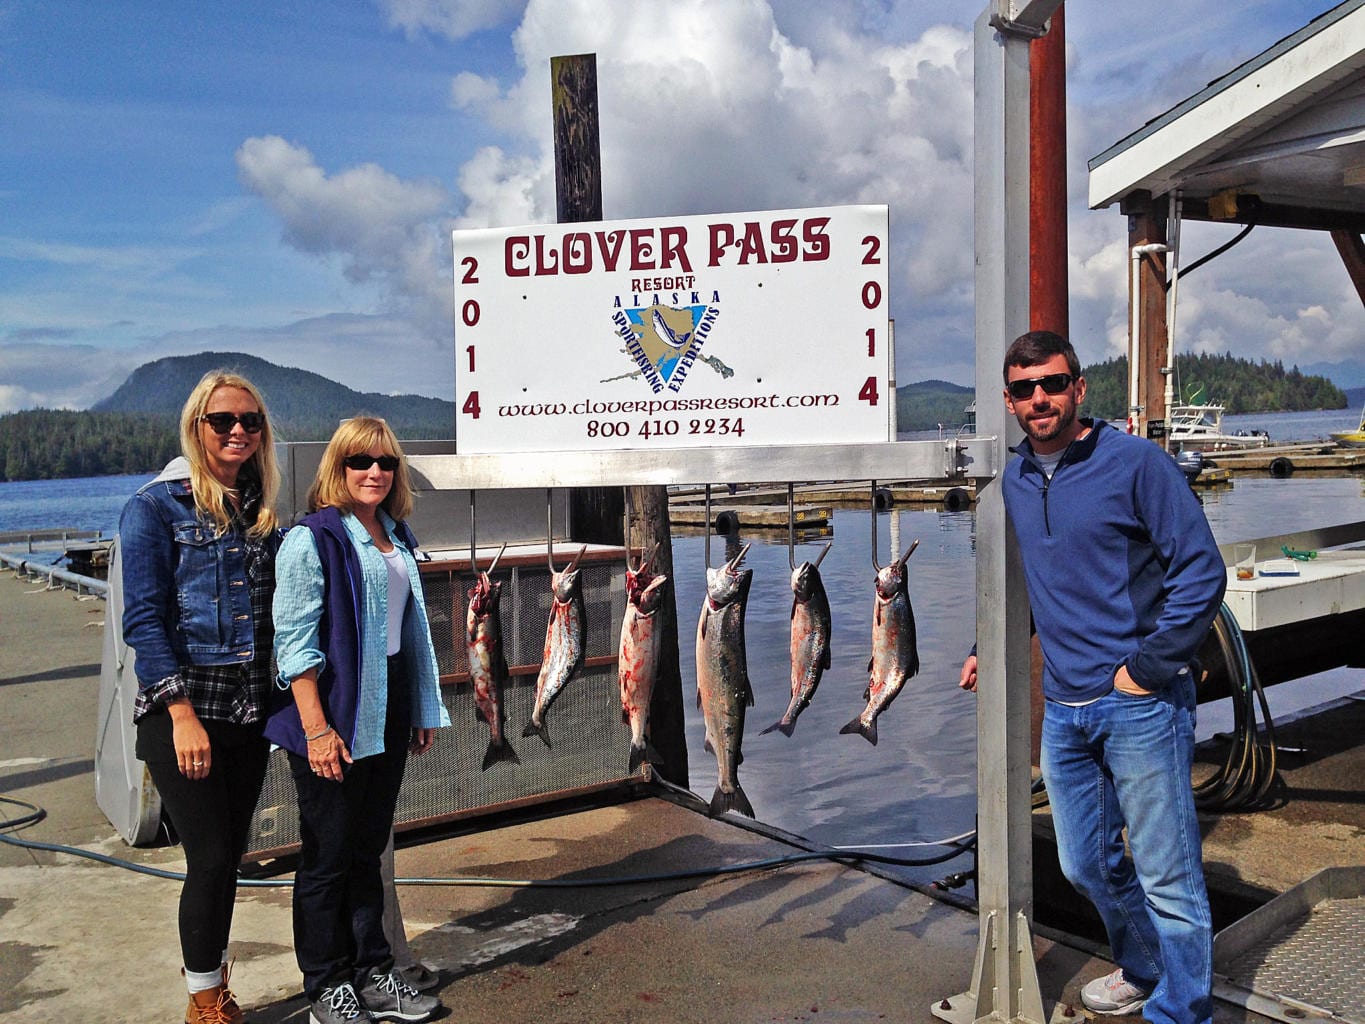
140, 716, 270, 974
288, 655, 412, 1000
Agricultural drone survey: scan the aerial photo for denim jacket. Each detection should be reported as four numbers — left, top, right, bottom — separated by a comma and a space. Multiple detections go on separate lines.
119, 457, 260, 689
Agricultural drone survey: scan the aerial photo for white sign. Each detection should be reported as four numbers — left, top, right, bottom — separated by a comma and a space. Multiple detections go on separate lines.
452, 204, 890, 454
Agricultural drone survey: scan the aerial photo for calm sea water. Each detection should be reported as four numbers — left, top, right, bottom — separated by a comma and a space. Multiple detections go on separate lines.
2, 414, 1362, 883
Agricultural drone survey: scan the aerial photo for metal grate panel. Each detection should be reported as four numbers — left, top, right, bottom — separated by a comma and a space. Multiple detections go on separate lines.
245, 552, 634, 860
1214, 866, 1365, 1024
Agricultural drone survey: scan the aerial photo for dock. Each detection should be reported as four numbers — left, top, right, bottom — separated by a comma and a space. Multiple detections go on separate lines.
0, 568, 1331, 1023
0, 570, 1091, 1023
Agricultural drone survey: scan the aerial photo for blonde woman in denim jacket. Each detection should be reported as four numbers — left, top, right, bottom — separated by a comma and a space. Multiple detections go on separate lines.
118, 370, 280, 1024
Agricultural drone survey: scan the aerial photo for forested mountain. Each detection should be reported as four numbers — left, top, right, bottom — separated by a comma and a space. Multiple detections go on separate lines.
895, 379, 975, 432
1, 352, 457, 482
0, 350, 1351, 482
1, 410, 179, 482
94, 352, 456, 440
1080, 353, 1346, 419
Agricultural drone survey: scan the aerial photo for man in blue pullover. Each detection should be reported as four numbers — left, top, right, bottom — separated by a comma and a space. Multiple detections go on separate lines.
959, 331, 1226, 1024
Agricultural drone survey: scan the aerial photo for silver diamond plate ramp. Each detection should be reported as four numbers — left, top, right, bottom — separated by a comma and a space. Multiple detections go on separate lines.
1214, 866, 1365, 1023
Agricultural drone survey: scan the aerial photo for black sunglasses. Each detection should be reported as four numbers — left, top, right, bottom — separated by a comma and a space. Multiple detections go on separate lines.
1007, 373, 1075, 401
201, 411, 266, 435
343, 453, 400, 472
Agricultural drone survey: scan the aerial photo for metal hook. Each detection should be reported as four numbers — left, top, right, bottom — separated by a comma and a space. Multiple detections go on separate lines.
546, 489, 586, 575
468, 491, 478, 573
704, 484, 713, 570
870, 480, 882, 571
787, 483, 832, 571
546, 488, 557, 573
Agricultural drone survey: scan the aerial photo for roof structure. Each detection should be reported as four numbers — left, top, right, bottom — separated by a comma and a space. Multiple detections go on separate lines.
1088, 0, 1365, 230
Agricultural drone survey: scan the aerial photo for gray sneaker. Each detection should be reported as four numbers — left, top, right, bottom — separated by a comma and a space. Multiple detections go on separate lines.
395, 962, 441, 992
1080, 968, 1150, 1015
310, 982, 373, 1024
359, 969, 441, 1022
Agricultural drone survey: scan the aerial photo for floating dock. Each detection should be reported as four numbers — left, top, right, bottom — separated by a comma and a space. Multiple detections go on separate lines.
0, 568, 1307, 1022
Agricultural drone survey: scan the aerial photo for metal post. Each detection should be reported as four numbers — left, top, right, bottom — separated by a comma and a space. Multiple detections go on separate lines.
935, 2, 1059, 1021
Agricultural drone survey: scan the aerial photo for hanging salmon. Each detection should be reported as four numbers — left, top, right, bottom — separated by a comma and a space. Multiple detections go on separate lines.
466, 545, 518, 770
619, 544, 669, 773
696, 543, 756, 817
762, 543, 833, 738
524, 546, 588, 748
840, 540, 920, 745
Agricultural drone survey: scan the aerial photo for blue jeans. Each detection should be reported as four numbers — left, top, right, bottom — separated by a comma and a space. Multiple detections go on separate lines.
1041, 679, 1212, 1024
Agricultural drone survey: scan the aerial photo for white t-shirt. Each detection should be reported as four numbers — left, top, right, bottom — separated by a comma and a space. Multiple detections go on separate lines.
381, 546, 410, 657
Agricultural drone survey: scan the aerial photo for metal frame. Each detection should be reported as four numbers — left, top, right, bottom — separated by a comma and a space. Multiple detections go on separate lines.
406, 437, 996, 491
934, 3, 1061, 1023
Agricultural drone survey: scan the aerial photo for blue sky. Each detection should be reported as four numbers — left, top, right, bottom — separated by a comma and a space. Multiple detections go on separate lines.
2, 0, 1359, 410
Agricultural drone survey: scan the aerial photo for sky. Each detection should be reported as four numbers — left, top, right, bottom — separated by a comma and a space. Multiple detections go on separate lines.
2, 0, 1361, 412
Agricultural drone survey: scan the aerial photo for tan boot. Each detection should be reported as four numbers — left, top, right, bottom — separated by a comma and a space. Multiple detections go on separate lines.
183, 963, 244, 1024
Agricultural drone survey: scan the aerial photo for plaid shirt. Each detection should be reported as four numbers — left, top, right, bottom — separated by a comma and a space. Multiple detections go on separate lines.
133, 488, 277, 724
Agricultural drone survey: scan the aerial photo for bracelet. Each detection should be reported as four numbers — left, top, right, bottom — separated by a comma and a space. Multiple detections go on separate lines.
305, 726, 333, 742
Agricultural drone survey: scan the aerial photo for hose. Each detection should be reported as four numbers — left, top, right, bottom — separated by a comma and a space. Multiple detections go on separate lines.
0, 783, 976, 888
1192, 603, 1280, 811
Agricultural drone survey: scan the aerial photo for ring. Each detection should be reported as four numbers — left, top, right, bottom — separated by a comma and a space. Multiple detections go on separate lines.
192, 760, 204, 766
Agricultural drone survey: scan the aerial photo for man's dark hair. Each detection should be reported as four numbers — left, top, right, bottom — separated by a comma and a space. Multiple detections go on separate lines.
1002, 330, 1082, 382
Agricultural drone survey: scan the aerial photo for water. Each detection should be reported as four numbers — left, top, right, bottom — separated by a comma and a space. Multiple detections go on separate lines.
0, 473, 153, 537
3, 417, 1363, 884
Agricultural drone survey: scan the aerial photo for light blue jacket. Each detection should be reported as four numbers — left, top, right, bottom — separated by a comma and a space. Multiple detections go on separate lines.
271, 508, 449, 760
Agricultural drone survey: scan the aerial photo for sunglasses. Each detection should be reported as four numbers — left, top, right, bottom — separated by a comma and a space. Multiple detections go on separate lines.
201, 411, 266, 435
1007, 373, 1075, 401
343, 453, 400, 472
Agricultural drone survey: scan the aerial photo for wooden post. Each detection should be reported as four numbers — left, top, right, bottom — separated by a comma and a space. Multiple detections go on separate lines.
1027, 4, 1067, 768
551, 53, 689, 786
1029, 3, 1067, 340
1124, 196, 1169, 440
1330, 229, 1365, 307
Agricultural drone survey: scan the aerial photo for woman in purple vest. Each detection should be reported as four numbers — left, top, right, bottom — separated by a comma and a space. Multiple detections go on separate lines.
267, 417, 449, 1024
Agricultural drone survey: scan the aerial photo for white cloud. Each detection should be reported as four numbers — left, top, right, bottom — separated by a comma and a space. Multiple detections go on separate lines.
13, 0, 1349, 415
235, 135, 454, 331
375, 0, 526, 41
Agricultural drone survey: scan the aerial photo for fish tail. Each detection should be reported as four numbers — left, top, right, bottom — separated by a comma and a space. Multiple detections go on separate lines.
481, 738, 521, 771
521, 718, 552, 748
628, 740, 663, 773
838, 715, 878, 745
709, 783, 755, 819
759, 716, 796, 737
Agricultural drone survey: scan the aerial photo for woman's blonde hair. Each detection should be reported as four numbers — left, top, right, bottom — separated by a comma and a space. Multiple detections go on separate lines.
179, 370, 279, 538
307, 416, 415, 522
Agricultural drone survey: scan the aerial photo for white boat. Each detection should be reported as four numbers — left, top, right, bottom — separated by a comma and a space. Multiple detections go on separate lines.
1167, 403, 1269, 452
1330, 404, 1365, 448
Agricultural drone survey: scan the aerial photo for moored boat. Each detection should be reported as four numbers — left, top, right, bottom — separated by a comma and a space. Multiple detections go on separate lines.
1168, 403, 1270, 452
1330, 403, 1365, 448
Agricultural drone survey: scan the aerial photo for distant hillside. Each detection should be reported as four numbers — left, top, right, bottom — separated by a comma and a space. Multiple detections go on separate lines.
93, 352, 456, 442
1080, 353, 1346, 419
896, 379, 974, 432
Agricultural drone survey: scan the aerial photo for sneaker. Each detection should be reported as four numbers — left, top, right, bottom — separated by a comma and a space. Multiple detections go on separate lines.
310, 982, 373, 1024
1081, 968, 1150, 1015
395, 962, 441, 992
359, 969, 441, 1022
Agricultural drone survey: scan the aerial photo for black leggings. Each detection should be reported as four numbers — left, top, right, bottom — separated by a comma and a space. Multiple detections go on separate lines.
141, 717, 270, 973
